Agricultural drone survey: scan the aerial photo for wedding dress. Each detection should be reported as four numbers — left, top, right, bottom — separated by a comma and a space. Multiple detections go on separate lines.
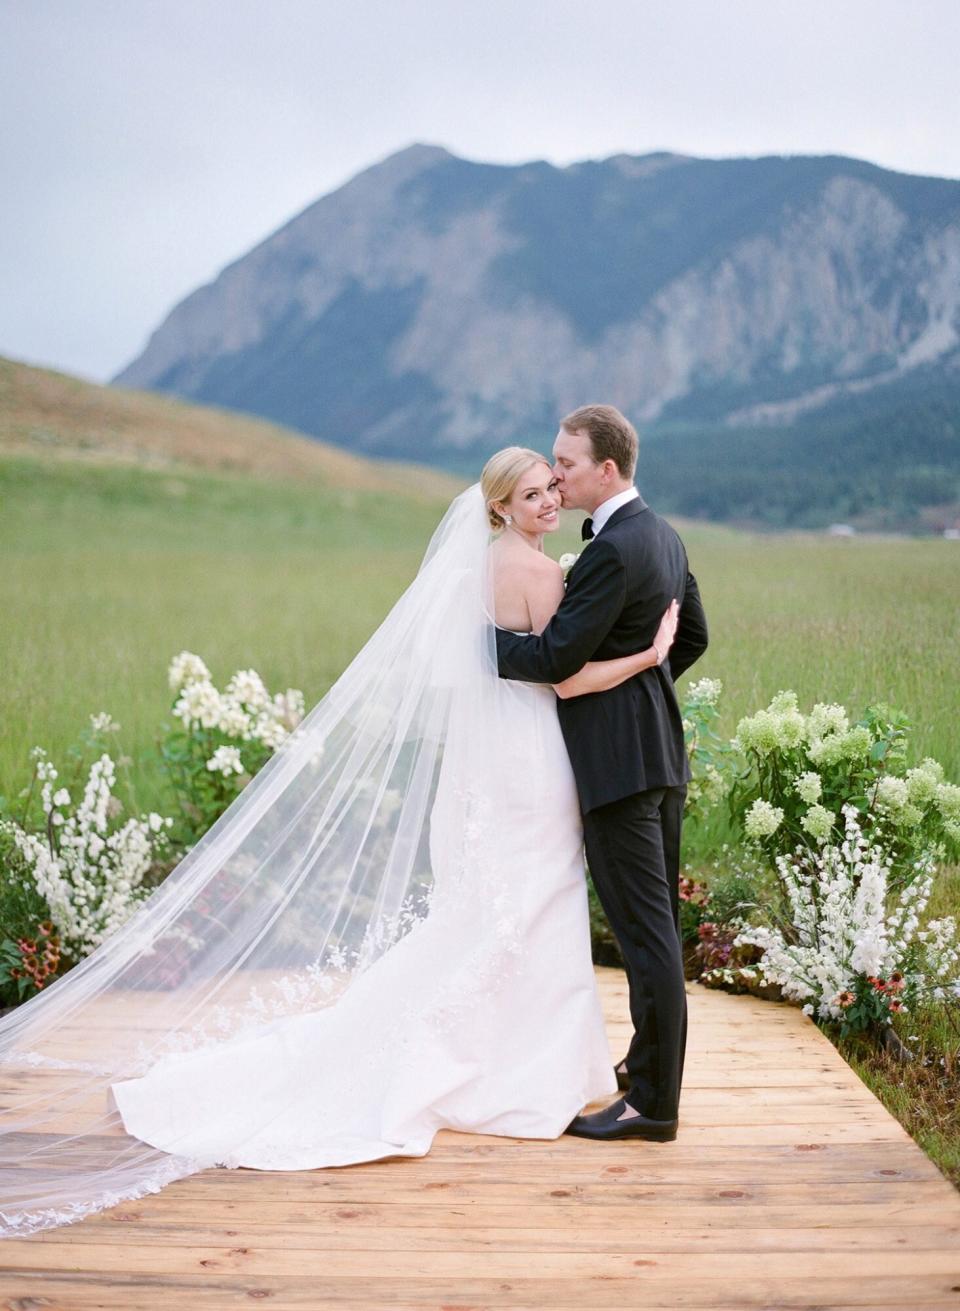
0, 483, 615, 1236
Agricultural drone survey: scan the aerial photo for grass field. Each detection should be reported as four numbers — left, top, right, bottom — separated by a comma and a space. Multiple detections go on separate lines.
4, 451, 959, 813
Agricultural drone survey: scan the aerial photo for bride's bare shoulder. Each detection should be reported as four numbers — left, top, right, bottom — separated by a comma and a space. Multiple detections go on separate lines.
489, 539, 562, 578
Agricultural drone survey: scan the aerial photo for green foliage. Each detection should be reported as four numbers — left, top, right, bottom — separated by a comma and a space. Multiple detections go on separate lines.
701, 865, 762, 929
0, 825, 56, 1006
158, 716, 269, 849
729, 691, 959, 887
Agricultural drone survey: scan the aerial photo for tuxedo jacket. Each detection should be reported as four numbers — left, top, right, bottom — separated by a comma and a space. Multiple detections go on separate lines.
495, 495, 708, 813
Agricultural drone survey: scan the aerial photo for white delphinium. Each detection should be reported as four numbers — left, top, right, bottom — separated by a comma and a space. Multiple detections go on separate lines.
916, 917, 960, 1002
8, 749, 173, 957
734, 807, 945, 1024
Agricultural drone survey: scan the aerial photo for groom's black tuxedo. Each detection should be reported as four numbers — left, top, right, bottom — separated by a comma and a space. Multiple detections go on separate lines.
495, 493, 708, 1123
495, 495, 708, 813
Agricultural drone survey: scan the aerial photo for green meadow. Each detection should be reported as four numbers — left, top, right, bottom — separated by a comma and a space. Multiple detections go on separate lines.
3, 451, 958, 817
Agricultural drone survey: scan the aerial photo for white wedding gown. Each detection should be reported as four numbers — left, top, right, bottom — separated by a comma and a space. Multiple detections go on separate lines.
110, 677, 617, 1169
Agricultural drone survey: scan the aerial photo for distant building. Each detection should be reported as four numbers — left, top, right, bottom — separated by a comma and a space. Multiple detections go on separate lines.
827, 524, 857, 537
944, 527, 960, 540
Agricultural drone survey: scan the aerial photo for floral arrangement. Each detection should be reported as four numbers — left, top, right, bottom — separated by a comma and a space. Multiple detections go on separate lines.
730, 806, 960, 1035
0, 720, 174, 962
161, 652, 305, 843
731, 693, 959, 886
0, 655, 306, 1001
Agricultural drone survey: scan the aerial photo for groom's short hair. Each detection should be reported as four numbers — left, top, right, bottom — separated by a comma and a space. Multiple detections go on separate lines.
560, 404, 638, 480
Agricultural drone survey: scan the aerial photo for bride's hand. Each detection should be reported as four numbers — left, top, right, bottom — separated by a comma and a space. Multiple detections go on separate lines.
652, 599, 680, 666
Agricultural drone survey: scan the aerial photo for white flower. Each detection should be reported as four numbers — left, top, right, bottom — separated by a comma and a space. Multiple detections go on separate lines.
52, 787, 71, 807
225, 669, 270, 711
88, 712, 120, 735
9, 749, 172, 957
732, 810, 958, 1025
687, 677, 722, 706
217, 697, 253, 739
794, 771, 822, 805
935, 782, 960, 825
168, 651, 211, 693
206, 746, 245, 776
806, 703, 849, 740
173, 678, 223, 729
744, 799, 784, 839
800, 803, 834, 844
559, 552, 580, 577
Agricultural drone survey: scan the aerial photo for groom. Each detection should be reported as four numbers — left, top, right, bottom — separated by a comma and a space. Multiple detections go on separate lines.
495, 404, 708, 1142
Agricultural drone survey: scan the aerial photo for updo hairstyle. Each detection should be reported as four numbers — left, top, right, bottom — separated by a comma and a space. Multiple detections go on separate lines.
480, 447, 552, 532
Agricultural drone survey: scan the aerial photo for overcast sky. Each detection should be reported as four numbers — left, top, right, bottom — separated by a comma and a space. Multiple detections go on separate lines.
3, 0, 959, 383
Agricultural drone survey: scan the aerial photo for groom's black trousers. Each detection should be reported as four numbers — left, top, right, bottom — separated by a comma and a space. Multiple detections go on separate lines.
582, 784, 688, 1121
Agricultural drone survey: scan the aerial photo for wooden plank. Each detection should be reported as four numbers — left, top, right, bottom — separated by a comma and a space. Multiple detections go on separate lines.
1, 967, 958, 1311
2, 1271, 960, 1310
68, 1197, 960, 1230
24, 1220, 960, 1254
4, 1240, 960, 1277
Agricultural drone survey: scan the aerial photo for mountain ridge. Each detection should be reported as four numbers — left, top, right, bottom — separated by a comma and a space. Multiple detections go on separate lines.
113, 143, 960, 527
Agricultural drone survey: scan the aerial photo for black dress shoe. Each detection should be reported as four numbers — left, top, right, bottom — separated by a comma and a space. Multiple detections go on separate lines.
565, 1097, 678, 1142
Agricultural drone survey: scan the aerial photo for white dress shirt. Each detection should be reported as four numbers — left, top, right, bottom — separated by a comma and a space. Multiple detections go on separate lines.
589, 485, 639, 536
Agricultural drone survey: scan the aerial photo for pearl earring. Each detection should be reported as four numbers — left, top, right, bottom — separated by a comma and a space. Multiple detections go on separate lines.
503, 514, 513, 526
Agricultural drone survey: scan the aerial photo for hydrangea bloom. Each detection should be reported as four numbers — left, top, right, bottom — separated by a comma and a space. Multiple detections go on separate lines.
800, 803, 834, 844
795, 771, 822, 804
744, 799, 784, 839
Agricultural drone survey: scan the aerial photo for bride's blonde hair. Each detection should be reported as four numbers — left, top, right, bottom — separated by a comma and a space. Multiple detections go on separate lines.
481, 447, 552, 531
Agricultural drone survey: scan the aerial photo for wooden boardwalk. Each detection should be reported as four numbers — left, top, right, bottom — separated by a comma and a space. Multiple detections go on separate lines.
2, 966, 959, 1310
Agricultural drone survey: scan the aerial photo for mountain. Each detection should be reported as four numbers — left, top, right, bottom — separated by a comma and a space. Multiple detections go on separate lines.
114, 144, 960, 529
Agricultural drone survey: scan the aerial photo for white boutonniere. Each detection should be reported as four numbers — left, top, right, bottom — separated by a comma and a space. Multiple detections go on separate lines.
559, 537, 592, 584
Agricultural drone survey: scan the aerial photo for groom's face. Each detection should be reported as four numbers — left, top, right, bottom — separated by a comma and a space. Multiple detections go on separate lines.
552, 427, 605, 512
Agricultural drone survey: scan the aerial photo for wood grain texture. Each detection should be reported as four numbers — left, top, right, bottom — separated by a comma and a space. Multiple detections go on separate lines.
2, 966, 958, 1311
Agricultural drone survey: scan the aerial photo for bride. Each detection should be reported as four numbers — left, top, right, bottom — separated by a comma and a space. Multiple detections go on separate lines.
0, 447, 677, 1237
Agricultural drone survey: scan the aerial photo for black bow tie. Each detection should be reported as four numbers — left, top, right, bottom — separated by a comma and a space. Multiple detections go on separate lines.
581, 518, 595, 541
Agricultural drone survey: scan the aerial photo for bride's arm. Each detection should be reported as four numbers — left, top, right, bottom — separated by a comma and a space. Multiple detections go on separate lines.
552, 600, 679, 699
525, 570, 680, 701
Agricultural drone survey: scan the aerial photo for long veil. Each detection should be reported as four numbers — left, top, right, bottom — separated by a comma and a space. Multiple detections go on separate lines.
0, 481, 519, 1236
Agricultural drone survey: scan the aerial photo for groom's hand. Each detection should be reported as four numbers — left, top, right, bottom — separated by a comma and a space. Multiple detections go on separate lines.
667, 571, 708, 679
